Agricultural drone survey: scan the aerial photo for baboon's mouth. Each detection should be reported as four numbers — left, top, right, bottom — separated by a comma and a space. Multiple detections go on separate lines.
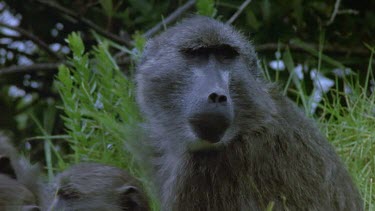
188, 113, 230, 144
187, 139, 225, 152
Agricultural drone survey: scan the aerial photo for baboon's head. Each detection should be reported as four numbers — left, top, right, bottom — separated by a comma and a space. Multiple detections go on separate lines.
47, 163, 149, 211
136, 16, 276, 152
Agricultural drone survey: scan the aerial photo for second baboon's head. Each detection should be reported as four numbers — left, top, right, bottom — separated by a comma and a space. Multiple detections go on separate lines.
136, 16, 276, 152
46, 163, 149, 211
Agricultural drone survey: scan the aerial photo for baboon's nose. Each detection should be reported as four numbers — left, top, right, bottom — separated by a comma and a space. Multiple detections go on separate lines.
189, 112, 230, 143
208, 92, 228, 104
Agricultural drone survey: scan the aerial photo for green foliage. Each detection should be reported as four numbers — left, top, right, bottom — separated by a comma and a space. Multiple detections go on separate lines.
196, 0, 217, 17
318, 54, 374, 210
282, 47, 309, 112
323, 87, 374, 211
99, 0, 114, 17
56, 33, 159, 210
265, 201, 275, 211
57, 32, 136, 167
262, 49, 374, 210
133, 31, 147, 59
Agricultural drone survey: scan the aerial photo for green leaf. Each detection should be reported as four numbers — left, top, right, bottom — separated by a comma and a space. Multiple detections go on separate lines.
196, 0, 217, 17
246, 10, 261, 30
57, 65, 73, 90
283, 47, 309, 113
99, 0, 113, 17
66, 32, 85, 57
132, 32, 147, 60
261, 0, 271, 21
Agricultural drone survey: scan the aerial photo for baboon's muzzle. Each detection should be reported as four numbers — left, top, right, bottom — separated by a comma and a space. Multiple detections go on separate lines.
189, 111, 231, 143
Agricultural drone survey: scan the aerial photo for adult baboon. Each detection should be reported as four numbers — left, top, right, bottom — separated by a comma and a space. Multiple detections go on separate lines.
43, 163, 149, 211
135, 16, 363, 210
0, 136, 41, 211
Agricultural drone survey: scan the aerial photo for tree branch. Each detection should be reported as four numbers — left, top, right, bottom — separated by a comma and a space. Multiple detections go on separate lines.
326, 0, 341, 25
36, 0, 132, 48
0, 22, 62, 60
114, 0, 195, 59
0, 43, 34, 58
226, 0, 252, 25
0, 63, 62, 75
0, 32, 23, 41
143, 0, 196, 38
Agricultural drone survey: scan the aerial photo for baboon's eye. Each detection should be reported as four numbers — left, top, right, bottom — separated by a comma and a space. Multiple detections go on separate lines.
214, 45, 239, 61
57, 187, 80, 200
181, 45, 238, 61
181, 47, 210, 59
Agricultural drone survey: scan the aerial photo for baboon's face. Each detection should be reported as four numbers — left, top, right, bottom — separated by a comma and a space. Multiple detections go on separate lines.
136, 17, 275, 152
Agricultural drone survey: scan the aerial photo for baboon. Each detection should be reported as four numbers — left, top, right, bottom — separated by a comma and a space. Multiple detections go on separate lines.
0, 136, 41, 211
42, 163, 149, 211
135, 16, 363, 210
0, 174, 39, 211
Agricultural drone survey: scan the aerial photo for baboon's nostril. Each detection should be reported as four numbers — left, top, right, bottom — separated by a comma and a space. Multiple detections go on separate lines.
218, 95, 227, 103
208, 93, 218, 103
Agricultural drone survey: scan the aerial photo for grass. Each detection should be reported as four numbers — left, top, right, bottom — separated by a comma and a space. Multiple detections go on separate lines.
266, 42, 374, 210
39, 33, 374, 210
317, 56, 375, 210
320, 79, 375, 210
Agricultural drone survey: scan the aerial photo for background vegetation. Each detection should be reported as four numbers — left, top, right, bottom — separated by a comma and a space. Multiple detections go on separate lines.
0, 0, 373, 210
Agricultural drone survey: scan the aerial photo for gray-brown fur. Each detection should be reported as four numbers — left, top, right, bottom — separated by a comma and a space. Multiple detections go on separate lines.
0, 136, 41, 211
0, 174, 39, 211
42, 163, 149, 211
135, 16, 363, 210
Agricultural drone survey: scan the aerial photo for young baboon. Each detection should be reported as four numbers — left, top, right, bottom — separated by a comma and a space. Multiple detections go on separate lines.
42, 163, 149, 211
0, 136, 41, 211
0, 174, 39, 211
136, 16, 363, 210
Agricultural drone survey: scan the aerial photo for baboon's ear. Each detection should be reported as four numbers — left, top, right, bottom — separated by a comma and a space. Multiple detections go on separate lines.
56, 185, 80, 200
117, 185, 141, 209
0, 155, 16, 179
118, 185, 138, 194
